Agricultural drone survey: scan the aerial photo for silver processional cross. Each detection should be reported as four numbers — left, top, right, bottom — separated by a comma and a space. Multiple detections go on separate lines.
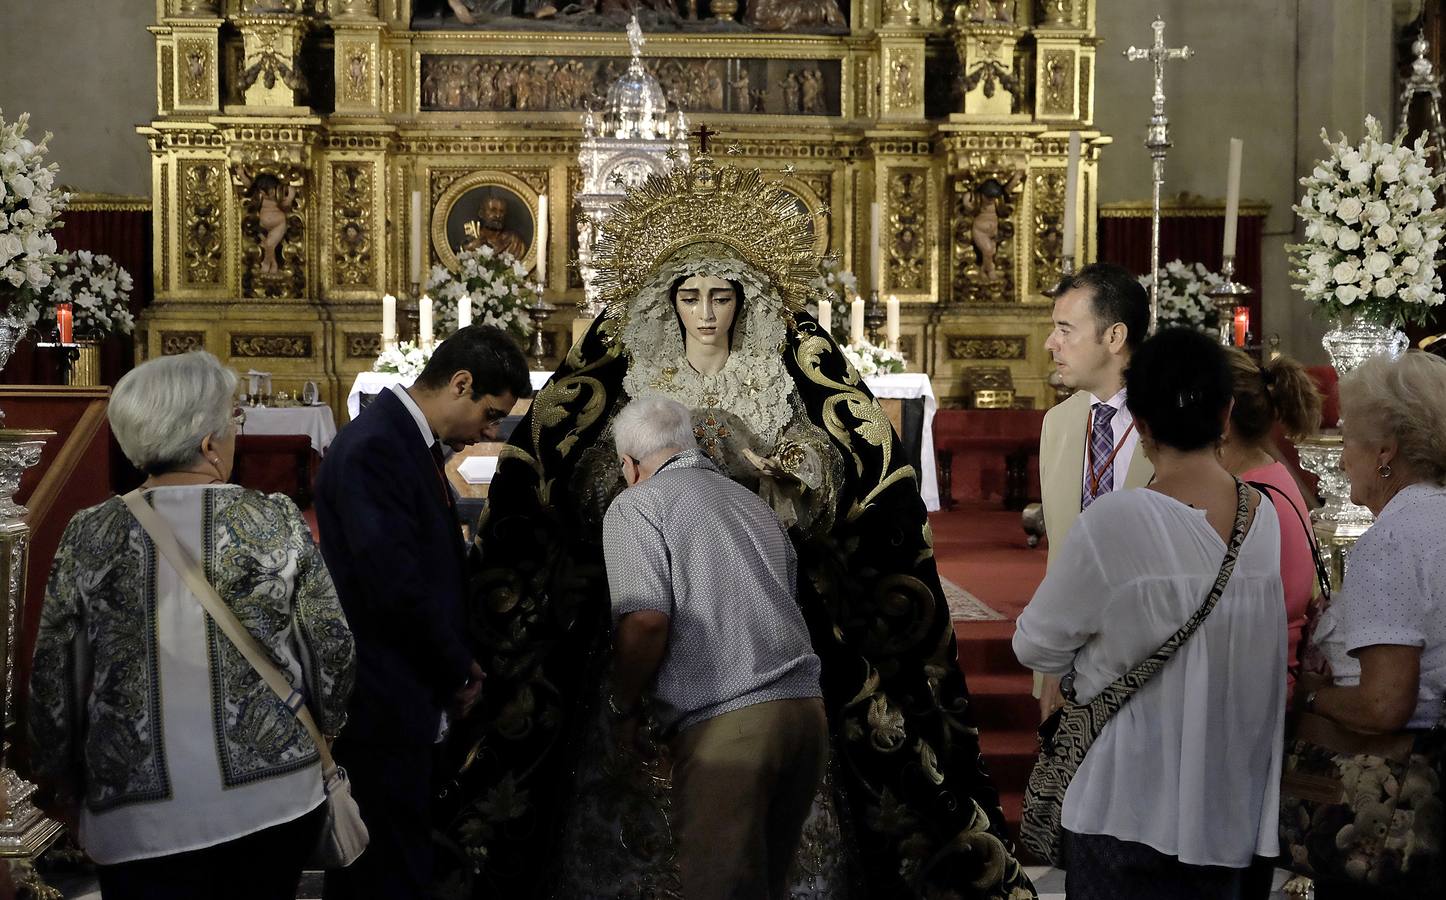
1125, 17, 1193, 332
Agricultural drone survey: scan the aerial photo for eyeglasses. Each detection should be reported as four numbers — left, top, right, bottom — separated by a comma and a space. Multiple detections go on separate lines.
231, 407, 247, 428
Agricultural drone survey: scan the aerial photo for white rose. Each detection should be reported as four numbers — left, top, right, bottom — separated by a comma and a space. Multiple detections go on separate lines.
3, 267, 24, 287
1364, 200, 1391, 226
1336, 229, 1361, 251
1332, 260, 1361, 284
1340, 148, 1362, 169
0, 233, 21, 265
1348, 162, 1372, 184
1316, 191, 1338, 214
1336, 197, 1364, 223
24, 263, 47, 288
1320, 223, 1340, 246
1365, 251, 1393, 276
1376, 224, 1398, 246
1401, 255, 1422, 276
1378, 161, 1401, 183
1410, 283, 1433, 303
1421, 189, 1436, 211
1335, 284, 1362, 305
9, 173, 33, 199
1401, 224, 1424, 248
1404, 162, 1428, 185
1312, 165, 1331, 181
1374, 277, 1399, 298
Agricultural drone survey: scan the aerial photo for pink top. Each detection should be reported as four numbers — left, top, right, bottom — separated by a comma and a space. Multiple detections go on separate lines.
1242, 461, 1315, 693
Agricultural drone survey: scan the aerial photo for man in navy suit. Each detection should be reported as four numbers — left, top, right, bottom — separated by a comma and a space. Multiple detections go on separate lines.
317, 325, 531, 900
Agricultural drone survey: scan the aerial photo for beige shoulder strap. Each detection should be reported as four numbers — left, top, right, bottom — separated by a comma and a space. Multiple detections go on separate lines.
121, 489, 337, 773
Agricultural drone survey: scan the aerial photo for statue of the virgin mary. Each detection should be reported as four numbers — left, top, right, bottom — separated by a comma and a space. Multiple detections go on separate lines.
435, 150, 1036, 900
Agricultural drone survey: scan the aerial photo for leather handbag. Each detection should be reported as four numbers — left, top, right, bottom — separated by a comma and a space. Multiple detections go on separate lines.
121, 489, 369, 869
1020, 480, 1251, 866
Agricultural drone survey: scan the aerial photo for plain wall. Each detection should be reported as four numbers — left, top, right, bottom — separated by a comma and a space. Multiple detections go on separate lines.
0, 0, 155, 197
1095, 0, 1399, 362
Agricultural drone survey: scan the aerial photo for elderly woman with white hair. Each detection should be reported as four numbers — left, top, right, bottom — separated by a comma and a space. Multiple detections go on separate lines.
1283, 350, 1446, 898
28, 351, 356, 900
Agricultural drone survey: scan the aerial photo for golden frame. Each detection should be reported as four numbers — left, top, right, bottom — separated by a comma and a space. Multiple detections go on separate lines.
430, 169, 540, 274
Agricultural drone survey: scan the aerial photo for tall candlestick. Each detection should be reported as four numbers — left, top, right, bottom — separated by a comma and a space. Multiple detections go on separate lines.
535, 194, 548, 285
870, 201, 882, 294
457, 294, 472, 329
885, 295, 900, 350
850, 296, 865, 344
410, 190, 423, 286
1223, 137, 1243, 258
382, 293, 397, 346
817, 297, 832, 334
419, 294, 434, 348
1062, 131, 1081, 258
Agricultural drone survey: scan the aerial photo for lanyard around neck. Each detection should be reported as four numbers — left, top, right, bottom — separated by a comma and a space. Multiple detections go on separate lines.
1086, 407, 1136, 498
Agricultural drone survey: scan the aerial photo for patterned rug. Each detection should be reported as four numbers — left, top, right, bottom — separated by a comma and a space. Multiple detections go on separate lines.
942, 577, 1006, 621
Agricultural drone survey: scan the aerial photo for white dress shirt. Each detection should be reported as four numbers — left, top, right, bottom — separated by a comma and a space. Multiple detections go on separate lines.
1014, 488, 1286, 867
1311, 483, 1446, 729
1079, 388, 1140, 499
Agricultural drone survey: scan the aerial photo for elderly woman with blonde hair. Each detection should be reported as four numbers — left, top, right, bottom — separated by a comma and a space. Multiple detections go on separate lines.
1287, 350, 1446, 898
29, 351, 356, 900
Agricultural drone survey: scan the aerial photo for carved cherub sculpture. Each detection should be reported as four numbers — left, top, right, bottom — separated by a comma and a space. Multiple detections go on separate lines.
961, 173, 1022, 281
237, 167, 297, 275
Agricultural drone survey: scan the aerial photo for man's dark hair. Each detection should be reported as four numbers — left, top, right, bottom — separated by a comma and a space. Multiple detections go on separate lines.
1056, 262, 1151, 352
416, 324, 532, 401
1125, 327, 1234, 452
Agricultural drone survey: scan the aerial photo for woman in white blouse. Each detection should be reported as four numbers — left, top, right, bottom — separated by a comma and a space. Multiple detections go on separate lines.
1014, 328, 1286, 899
29, 352, 356, 900
1299, 350, 1446, 898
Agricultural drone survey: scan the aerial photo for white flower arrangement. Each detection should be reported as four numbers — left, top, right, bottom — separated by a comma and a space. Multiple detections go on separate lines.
0, 109, 68, 313
840, 339, 905, 378
428, 246, 536, 343
373, 341, 430, 378
811, 256, 860, 343
1138, 260, 1224, 333
1290, 115, 1446, 326
30, 250, 135, 337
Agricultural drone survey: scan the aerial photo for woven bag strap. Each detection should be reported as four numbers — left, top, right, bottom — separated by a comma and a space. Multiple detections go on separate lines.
1083, 479, 1252, 718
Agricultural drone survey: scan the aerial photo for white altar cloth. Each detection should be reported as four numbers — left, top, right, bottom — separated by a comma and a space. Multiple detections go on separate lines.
347, 370, 939, 510
865, 372, 940, 512
241, 405, 338, 455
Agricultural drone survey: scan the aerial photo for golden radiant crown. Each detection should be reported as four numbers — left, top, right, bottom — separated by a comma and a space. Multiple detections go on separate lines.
592, 151, 819, 320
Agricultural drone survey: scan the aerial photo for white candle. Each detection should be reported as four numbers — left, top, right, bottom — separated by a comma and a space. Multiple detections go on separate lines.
410, 190, 423, 285
457, 294, 472, 329
419, 294, 433, 348
870, 201, 883, 293
817, 297, 832, 334
1062, 131, 1081, 258
1223, 137, 1244, 258
535, 194, 548, 285
382, 293, 397, 346
886, 295, 900, 350
850, 296, 865, 344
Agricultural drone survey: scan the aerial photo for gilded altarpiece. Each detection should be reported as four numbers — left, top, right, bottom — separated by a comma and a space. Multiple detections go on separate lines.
139, 0, 1104, 417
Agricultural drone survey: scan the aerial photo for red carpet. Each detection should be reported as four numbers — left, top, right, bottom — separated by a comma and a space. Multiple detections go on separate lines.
931, 502, 1047, 848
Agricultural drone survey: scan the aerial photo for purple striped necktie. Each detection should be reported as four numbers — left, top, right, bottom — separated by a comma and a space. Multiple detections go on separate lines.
1082, 402, 1116, 511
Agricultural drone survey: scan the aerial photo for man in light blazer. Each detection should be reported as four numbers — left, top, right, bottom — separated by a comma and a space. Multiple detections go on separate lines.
1035, 263, 1154, 718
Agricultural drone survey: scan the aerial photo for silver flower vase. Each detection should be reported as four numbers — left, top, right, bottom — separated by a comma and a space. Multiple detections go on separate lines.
1295, 316, 1409, 579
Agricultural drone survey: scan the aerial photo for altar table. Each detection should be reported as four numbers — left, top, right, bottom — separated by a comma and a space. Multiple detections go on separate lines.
241, 404, 338, 454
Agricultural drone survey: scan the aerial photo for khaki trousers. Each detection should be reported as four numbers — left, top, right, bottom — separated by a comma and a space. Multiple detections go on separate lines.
669, 697, 828, 900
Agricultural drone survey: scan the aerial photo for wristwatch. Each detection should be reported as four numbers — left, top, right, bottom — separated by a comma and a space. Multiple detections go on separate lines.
1304, 690, 1318, 713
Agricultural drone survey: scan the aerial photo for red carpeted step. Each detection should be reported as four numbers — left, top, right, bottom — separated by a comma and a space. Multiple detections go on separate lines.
997, 789, 1025, 844
979, 728, 1041, 789
969, 674, 1041, 737
955, 620, 1029, 677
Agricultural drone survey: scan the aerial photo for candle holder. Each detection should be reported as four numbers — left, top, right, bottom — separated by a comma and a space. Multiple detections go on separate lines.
1042, 254, 1077, 299
1206, 255, 1254, 347
864, 291, 887, 347
526, 285, 556, 371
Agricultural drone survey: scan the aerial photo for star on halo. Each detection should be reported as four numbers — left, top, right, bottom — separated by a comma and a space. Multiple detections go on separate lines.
726, 143, 743, 156
816, 204, 831, 216
664, 147, 681, 161
782, 164, 797, 175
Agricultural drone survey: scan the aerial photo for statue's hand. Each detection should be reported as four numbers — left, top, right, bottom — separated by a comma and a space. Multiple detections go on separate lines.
741, 447, 788, 479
